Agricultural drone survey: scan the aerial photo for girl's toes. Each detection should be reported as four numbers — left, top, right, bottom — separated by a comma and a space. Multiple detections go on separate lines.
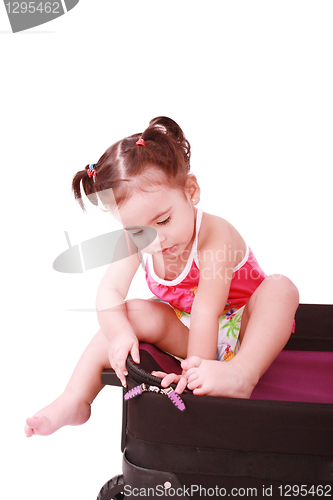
26, 416, 41, 425
24, 424, 34, 437
24, 415, 51, 436
181, 356, 202, 371
24, 416, 42, 437
186, 369, 199, 384
25, 416, 42, 430
187, 378, 202, 391
193, 387, 205, 396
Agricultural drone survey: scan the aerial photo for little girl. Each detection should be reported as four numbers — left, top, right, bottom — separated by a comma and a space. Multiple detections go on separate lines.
25, 116, 299, 437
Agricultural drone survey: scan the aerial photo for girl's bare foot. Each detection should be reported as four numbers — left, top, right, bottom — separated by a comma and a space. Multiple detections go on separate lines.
182, 356, 257, 398
24, 389, 91, 437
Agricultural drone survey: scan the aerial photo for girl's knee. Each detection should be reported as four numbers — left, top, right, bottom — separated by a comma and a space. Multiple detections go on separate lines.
125, 298, 173, 343
266, 274, 299, 307
125, 299, 152, 338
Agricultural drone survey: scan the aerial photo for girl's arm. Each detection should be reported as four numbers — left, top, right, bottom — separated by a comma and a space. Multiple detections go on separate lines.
187, 215, 240, 360
187, 277, 231, 358
96, 239, 141, 386
160, 215, 243, 392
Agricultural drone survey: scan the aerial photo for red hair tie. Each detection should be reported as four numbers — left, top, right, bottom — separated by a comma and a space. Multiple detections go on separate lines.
87, 164, 97, 178
136, 138, 145, 147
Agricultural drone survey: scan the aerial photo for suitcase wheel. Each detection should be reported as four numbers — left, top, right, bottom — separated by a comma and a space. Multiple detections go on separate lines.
97, 474, 124, 500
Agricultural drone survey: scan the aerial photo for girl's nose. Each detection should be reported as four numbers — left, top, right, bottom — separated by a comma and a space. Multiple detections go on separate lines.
158, 233, 166, 245
148, 231, 165, 252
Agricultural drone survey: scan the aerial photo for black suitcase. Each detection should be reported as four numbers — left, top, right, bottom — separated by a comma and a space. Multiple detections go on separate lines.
98, 304, 333, 499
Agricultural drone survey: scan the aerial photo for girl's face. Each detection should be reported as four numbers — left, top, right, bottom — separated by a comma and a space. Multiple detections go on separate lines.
116, 173, 200, 257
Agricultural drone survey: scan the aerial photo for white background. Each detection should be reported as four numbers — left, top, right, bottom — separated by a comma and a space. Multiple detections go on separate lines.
1, 1, 332, 499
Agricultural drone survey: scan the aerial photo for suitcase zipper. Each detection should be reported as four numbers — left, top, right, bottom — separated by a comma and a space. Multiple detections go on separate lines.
125, 356, 186, 411
126, 355, 165, 387
124, 382, 186, 412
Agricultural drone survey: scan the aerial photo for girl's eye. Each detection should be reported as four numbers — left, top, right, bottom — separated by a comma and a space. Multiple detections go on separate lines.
158, 216, 171, 226
129, 229, 144, 237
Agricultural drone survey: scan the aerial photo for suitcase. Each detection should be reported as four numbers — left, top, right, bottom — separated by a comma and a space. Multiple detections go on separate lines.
97, 304, 333, 499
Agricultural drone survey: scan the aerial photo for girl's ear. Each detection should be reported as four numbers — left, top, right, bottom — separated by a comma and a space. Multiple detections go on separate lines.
185, 174, 201, 205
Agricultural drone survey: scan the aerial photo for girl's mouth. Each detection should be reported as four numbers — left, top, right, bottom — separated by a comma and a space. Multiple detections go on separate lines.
161, 245, 178, 254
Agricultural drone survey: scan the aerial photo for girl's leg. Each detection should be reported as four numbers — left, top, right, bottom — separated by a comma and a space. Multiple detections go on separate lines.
25, 299, 188, 437
25, 329, 110, 437
233, 274, 299, 383
184, 275, 299, 397
126, 298, 189, 358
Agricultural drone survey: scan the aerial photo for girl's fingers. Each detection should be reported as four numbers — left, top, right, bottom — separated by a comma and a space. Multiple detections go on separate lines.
111, 340, 138, 385
111, 353, 128, 387
152, 371, 187, 391
151, 371, 167, 379
115, 366, 127, 387
175, 376, 188, 394
130, 341, 140, 364
160, 372, 180, 387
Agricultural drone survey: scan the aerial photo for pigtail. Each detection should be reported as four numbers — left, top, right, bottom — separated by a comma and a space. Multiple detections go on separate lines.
149, 117, 190, 160
140, 117, 191, 178
72, 165, 98, 211
149, 116, 185, 143
146, 116, 191, 168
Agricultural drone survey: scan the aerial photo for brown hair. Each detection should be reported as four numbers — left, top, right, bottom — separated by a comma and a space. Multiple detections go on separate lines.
72, 116, 191, 211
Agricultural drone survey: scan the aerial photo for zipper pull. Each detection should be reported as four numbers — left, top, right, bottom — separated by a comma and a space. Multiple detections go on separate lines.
161, 387, 186, 412
124, 383, 186, 411
124, 383, 159, 401
123, 383, 146, 401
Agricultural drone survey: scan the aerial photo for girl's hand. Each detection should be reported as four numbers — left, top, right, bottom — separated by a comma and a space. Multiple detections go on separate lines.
108, 334, 140, 387
151, 371, 188, 394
